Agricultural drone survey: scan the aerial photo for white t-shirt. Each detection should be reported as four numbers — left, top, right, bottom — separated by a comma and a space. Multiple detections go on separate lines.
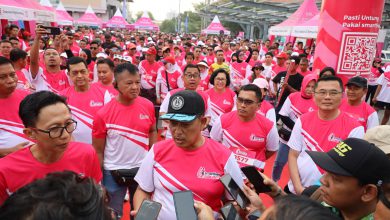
376, 73, 390, 103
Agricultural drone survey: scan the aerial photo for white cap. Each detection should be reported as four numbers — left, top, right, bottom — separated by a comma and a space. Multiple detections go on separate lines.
197, 41, 205, 46
96, 52, 108, 58
147, 37, 152, 41
122, 56, 132, 63
252, 78, 269, 90
197, 60, 209, 68
113, 54, 122, 60
60, 52, 67, 58
291, 52, 299, 56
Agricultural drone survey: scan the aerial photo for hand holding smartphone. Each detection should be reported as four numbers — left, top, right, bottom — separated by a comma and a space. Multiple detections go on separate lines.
38, 25, 61, 35
220, 174, 249, 209
135, 199, 162, 220
220, 203, 242, 220
241, 166, 272, 193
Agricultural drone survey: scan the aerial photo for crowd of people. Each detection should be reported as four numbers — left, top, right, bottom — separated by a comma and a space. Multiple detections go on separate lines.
0, 23, 389, 220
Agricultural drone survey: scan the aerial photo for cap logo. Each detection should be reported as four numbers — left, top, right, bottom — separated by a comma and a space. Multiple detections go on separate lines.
334, 142, 352, 157
171, 96, 184, 110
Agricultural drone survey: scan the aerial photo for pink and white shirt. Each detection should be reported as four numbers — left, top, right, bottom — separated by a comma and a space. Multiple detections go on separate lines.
257, 100, 277, 126
138, 60, 162, 89
28, 67, 70, 93
367, 67, 381, 86
339, 98, 379, 131
92, 82, 118, 98
376, 72, 390, 103
15, 69, 32, 91
0, 142, 102, 204
156, 67, 182, 101
229, 62, 251, 89
0, 90, 32, 149
210, 111, 279, 170
60, 85, 111, 144
134, 139, 243, 220
206, 88, 236, 126
197, 72, 211, 92
287, 111, 364, 193
92, 97, 155, 170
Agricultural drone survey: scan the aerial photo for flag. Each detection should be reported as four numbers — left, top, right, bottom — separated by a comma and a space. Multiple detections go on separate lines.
184, 14, 188, 33
122, 0, 127, 19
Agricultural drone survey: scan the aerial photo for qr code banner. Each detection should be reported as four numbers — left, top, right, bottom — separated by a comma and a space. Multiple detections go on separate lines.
337, 32, 378, 76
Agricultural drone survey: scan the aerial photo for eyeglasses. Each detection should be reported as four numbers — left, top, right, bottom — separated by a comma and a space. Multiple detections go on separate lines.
237, 97, 257, 105
207, 49, 213, 51
90, 47, 97, 50
33, 119, 77, 138
314, 90, 343, 97
215, 77, 226, 81
184, 74, 200, 79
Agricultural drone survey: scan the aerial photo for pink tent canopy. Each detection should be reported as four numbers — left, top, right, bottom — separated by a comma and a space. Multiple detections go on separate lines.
0, 0, 55, 21
132, 12, 159, 31
202, 16, 230, 35
269, 0, 319, 36
76, 5, 103, 27
106, 8, 129, 28
55, 1, 73, 26
291, 13, 319, 38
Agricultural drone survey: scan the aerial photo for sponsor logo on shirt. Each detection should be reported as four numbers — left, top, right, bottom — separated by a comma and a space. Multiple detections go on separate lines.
196, 167, 221, 180
328, 133, 343, 143
235, 149, 248, 156
59, 80, 66, 86
90, 100, 103, 107
223, 99, 231, 105
250, 134, 265, 142
139, 114, 150, 120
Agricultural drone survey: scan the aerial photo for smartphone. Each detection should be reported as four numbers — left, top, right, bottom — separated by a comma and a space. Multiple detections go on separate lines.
173, 190, 198, 220
220, 174, 249, 209
135, 199, 162, 220
41, 26, 61, 35
241, 166, 272, 193
220, 203, 242, 220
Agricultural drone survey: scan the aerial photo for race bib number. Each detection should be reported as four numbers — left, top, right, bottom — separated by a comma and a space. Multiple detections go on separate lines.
232, 147, 256, 168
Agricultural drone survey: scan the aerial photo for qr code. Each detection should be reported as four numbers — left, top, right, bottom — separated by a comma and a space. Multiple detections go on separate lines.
337, 32, 378, 75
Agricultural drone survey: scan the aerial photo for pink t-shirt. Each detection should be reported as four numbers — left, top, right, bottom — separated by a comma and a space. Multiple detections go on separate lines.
60, 85, 111, 144
92, 82, 119, 98
30, 67, 70, 93
205, 55, 215, 66
206, 88, 236, 126
257, 100, 277, 126
197, 73, 211, 92
287, 111, 364, 193
0, 90, 32, 149
367, 67, 381, 86
156, 67, 181, 101
339, 98, 379, 131
15, 69, 31, 91
271, 64, 286, 78
230, 62, 251, 89
223, 50, 233, 63
0, 142, 102, 204
210, 111, 279, 170
134, 138, 243, 220
92, 97, 155, 170
138, 60, 162, 89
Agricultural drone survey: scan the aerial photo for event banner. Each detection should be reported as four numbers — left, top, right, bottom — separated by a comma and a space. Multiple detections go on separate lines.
313, 0, 385, 76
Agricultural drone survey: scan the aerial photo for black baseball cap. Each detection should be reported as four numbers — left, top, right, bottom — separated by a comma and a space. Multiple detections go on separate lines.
160, 90, 205, 122
346, 76, 367, 88
307, 138, 390, 185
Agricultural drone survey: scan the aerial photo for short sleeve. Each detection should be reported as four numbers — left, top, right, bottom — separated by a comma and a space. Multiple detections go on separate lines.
266, 126, 279, 152
159, 92, 171, 113
210, 116, 223, 142
92, 113, 107, 139
376, 74, 385, 85
279, 97, 292, 117
287, 118, 304, 152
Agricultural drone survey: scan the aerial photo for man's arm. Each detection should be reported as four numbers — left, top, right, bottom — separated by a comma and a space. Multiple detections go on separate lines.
131, 186, 152, 216
288, 149, 304, 194
148, 124, 157, 148
92, 138, 106, 168
372, 84, 382, 103
30, 26, 47, 79
0, 142, 29, 158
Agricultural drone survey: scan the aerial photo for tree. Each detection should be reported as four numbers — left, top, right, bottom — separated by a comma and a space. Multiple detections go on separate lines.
160, 19, 176, 33
135, 11, 155, 20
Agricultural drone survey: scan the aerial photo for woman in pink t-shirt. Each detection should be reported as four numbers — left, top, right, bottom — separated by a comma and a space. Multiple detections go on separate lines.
206, 68, 236, 129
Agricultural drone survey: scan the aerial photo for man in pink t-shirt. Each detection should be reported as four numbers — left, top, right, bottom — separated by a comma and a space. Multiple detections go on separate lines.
60, 57, 111, 144
138, 47, 162, 104
340, 76, 379, 131
29, 27, 70, 93
134, 90, 243, 220
211, 84, 279, 170
0, 91, 102, 205
92, 63, 157, 219
0, 57, 31, 157
288, 76, 364, 195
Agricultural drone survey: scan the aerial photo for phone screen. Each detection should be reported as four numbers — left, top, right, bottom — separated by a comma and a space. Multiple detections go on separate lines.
135, 199, 162, 220
220, 203, 242, 220
42, 26, 61, 35
241, 166, 272, 193
220, 174, 249, 209
173, 191, 198, 220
